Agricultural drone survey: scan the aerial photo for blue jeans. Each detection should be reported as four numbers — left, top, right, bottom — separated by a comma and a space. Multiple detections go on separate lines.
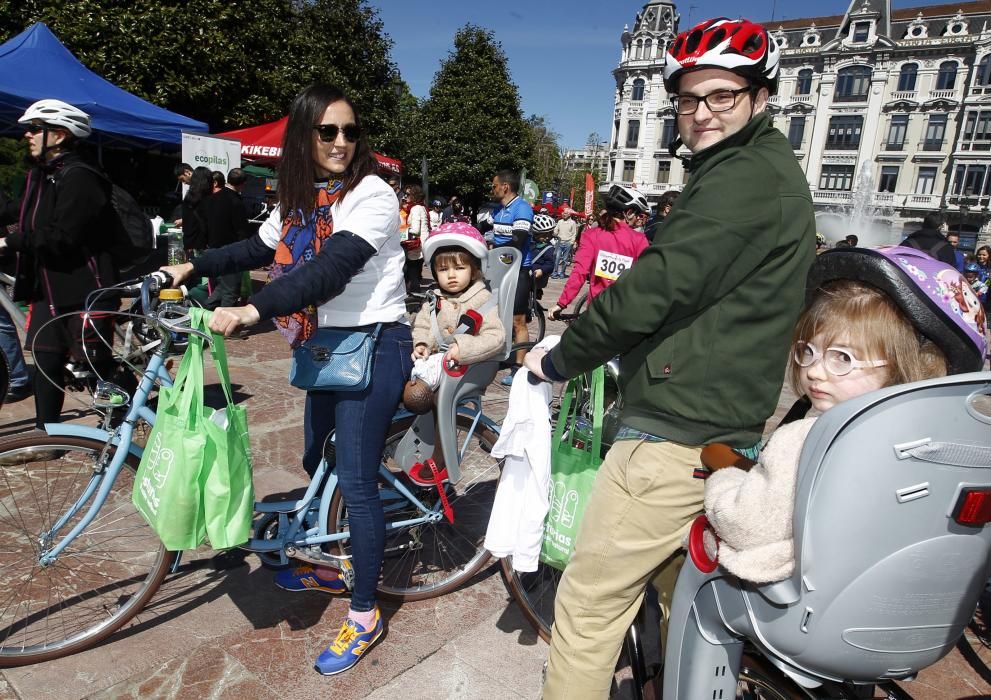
0, 306, 28, 389
554, 241, 573, 277
301, 323, 413, 612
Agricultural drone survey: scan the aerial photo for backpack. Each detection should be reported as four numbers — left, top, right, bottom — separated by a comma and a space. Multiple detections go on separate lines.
903, 232, 950, 262
59, 161, 154, 273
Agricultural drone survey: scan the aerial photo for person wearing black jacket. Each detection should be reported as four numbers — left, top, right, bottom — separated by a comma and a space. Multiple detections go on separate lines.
0, 99, 118, 431
180, 166, 212, 255
902, 213, 957, 267
203, 168, 250, 307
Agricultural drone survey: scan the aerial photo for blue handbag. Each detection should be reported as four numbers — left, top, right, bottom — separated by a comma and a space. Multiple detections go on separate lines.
289, 324, 382, 391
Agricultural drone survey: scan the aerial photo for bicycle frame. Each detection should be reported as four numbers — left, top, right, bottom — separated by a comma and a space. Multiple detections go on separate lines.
245, 398, 498, 567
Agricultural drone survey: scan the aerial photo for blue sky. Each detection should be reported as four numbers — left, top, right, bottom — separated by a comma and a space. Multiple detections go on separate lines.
370, 0, 926, 148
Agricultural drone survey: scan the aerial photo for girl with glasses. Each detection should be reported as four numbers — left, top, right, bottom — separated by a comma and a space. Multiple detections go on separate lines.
704, 246, 988, 585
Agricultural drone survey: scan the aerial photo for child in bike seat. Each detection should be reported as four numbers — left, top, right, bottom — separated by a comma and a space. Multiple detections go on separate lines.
704, 247, 988, 584
411, 222, 505, 370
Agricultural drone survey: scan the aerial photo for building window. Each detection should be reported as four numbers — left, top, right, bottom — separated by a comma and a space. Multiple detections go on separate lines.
978, 55, 991, 87
622, 160, 636, 182
644, 39, 653, 58
897, 63, 918, 92
659, 119, 677, 149
885, 114, 908, 150
635, 40, 643, 60
953, 164, 987, 196
825, 115, 863, 150
656, 160, 670, 184
936, 61, 958, 90
788, 116, 806, 149
923, 114, 947, 151
962, 110, 991, 150
631, 79, 645, 102
915, 166, 937, 195
835, 65, 871, 101
819, 165, 855, 191
878, 166, 899, 193
625, 120, 640, 148
796, 69, 813, 95
613, 120, 620, 148
852, 21, 871, 43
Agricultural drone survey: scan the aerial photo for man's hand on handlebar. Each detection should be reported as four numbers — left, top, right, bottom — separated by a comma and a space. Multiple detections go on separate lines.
209, 305, 260, 337
159, 262, 195, 288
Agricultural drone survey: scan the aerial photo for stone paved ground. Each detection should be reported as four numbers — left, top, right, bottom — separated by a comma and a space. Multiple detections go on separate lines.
0, 273, 987, 699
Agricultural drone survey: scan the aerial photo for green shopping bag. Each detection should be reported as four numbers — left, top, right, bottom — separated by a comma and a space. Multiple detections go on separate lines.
132, 309, 254, 550
540, 367, 604, 571
192, 308, 255, 549
132, 313, 210, 551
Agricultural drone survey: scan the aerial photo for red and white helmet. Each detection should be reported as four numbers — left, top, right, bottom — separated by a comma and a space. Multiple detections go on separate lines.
423, 221, 489, 273
663, 18, 780, 95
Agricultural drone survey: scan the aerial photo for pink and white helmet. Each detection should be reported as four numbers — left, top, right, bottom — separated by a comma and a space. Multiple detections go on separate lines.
422, 221, 489, 273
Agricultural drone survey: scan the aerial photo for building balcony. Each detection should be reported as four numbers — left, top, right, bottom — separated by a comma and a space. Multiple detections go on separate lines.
905, 193, 940, 208
890, 90, 918, 101
812, 190, 853, 205
927, 89, 957, 100
832, 93, 869, 104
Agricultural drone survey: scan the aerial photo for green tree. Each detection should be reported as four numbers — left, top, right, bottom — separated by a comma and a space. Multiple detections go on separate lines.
0, 0, 412, 160
526, 115, 562, 193
415, 25, 533, 208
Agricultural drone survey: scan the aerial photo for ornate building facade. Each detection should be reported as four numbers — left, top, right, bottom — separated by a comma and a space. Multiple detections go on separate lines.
608, 0, 991, 249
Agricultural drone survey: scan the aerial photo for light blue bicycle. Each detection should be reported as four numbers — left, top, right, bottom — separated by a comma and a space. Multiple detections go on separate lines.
0, 272, 509, 666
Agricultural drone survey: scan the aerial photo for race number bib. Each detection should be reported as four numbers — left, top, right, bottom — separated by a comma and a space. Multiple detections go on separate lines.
594, 250, 634, 281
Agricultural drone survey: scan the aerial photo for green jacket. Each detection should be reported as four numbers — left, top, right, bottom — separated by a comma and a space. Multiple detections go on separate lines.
549, 113, 815, 447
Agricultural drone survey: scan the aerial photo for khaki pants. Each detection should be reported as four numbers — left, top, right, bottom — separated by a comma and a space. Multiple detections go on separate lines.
543, 439, 704, 700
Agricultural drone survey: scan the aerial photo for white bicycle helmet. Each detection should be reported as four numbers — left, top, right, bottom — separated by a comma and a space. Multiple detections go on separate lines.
532, 213, 556, 234
606, 184, 650, 215
18, 99, 92, 138
663, 18, 780, 95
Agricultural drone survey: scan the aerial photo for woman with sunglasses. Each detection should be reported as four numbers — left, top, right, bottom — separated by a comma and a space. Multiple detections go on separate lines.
161, 83, 410, 675
0, 100, 120, 438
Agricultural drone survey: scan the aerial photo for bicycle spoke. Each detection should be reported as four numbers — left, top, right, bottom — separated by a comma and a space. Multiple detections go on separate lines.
0, 437, 172, 665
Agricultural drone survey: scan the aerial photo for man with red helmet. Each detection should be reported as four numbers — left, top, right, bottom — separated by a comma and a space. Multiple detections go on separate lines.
526, 17, 816, 697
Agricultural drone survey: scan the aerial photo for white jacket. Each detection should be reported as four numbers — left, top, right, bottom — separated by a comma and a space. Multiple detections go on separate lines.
484, 337, 560, 571
704, 417, 817, 584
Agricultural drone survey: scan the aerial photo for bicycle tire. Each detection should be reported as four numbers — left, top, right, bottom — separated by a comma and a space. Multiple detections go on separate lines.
502, 557, 561, 643
528, 299, 547, 344
328, 413, 504, 601
0, 434, 176, 666
0, 344, 8, 409
574, 292, 588, 318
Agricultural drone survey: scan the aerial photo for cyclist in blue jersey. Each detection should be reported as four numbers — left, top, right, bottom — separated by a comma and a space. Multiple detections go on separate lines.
490, 169, 534, 379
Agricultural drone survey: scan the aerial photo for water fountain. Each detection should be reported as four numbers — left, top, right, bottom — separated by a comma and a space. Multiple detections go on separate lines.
816, 159, 897, 248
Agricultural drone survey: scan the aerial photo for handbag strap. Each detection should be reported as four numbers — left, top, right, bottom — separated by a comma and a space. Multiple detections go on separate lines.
553, 365, 604, 457
188, 307, 237, 409
171, 322, 206, 427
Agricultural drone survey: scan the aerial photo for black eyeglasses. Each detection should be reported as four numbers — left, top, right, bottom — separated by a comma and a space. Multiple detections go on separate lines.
313, 123, 361, 143
24, 123, 46, 134
671, 86, 754, 115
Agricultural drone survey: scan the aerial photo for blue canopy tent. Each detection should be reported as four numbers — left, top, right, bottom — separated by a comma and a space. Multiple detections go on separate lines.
0, 23, 207, 146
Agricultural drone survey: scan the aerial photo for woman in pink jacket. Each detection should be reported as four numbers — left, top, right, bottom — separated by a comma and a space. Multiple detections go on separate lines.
549, 184, 650, 320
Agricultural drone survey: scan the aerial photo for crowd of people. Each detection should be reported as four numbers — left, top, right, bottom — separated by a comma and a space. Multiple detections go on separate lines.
0, 12, 988, 695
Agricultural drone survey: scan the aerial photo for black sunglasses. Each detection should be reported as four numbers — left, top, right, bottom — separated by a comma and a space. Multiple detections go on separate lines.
313, 123, 361, 143
24, 123, 47, 134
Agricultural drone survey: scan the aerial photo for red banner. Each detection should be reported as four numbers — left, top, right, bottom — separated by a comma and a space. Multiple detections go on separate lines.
584, 173, 594, 214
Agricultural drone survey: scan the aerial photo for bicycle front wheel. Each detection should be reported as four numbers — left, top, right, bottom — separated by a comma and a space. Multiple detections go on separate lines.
0, 434, 176, 666
528, 300, 547, 344
329, 414, 504, 601
502, 557, 561, 642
